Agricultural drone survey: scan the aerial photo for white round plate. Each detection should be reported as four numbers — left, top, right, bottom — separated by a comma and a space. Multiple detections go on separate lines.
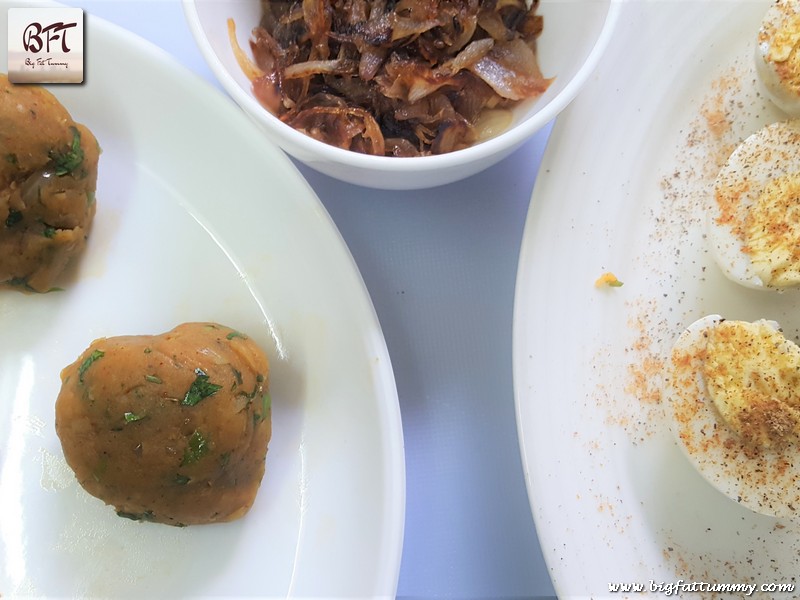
514, 1, 800, 597
0, 4, 404, 598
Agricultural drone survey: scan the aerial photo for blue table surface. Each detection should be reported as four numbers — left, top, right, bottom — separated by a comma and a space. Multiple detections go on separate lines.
69, 2, 558, 597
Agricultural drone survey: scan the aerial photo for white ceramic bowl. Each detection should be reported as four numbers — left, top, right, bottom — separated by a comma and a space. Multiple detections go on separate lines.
183, 0, 619, 190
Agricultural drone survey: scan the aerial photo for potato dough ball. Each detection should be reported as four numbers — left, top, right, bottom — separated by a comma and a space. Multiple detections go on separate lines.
1, 73, 99, 292
55, 322, 271, 526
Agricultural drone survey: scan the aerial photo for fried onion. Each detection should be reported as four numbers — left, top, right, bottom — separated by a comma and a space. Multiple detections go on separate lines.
232, 0, 551, 156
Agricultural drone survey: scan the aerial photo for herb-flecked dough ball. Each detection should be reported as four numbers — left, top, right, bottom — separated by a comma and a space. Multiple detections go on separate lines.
55, 322, 272, 526
0, 72, 99, 292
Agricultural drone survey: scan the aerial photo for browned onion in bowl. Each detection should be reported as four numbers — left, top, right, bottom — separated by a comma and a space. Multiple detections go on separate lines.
230, 0, 552, 157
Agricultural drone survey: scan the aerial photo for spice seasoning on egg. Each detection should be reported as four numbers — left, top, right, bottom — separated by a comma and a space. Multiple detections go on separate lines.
667, 315, 800, 519
708, 120, 800, 290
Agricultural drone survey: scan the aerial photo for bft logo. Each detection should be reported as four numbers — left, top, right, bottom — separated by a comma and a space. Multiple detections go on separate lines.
23, 21, 78, 54
7, 8, 84, 84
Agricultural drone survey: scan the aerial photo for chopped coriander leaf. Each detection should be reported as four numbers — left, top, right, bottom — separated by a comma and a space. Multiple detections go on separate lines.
124, 412, 145, 423
226, 330, 248, 340
230, 366, 243, 386
182, 368, 222, 406
5, 209, 22, 227
5, 153, 18, 165
49, 126, 84, 176
243, 373, 266, 400
78, 349, 104, 383
43, 226, 56, 238
244, 383, 258, 400
144, 374, 162, 384
253, 392, 272, 424
116, 510, 156, 522
174, 473, 191, 485
2, 277, 58, 293
181, 430, 210, 465
143, 347, 152, 354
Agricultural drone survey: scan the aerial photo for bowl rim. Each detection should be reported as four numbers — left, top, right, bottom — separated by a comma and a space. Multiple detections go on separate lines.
182, 0, 621, 171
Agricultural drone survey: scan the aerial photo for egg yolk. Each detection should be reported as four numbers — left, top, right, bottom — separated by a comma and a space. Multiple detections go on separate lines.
703, 320, 800, 449
744, 172, 800, 287
763, 12, 800, 94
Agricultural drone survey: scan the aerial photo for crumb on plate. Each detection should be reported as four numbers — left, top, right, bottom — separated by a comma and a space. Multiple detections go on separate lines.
595, 272, 624, 288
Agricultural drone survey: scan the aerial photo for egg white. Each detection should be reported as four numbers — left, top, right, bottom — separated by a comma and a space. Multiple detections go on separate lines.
756, 0, 800, 116
666, 314, 800, 519
707, 119, 800, 290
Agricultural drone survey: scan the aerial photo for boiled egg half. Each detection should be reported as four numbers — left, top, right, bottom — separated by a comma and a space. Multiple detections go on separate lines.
708, 119, 800, 289
757, 0, 800, 116
666, 314, 800, 518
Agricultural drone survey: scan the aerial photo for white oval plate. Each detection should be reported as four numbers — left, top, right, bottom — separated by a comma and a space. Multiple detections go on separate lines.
514, 1, 800, 597
0, 4, 404, 598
